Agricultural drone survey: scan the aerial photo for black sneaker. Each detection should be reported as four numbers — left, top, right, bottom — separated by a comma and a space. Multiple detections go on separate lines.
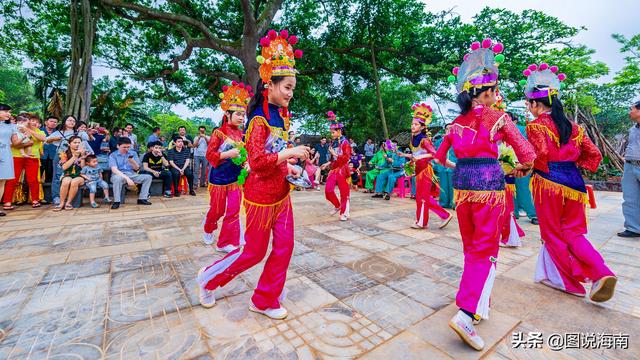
163, 191, 172, 198
137, 199, 152, 205
617, 230, 640, 238
383, 193, 390, 200
530, 218, 539, 225
372, 193, 383, 198
111, 202, 120, 209
189, 190, 197, 196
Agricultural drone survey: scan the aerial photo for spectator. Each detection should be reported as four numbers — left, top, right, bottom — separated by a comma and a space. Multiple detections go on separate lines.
159, 135, 167, 147
295, 137, 302, 146
45, 115, 78, 205
75, 122, 96, 156
141, 141, 173, 198
349, 137, 358, 153
303, 147, 321, 190
193, 126, 210, 188
146, 127, 161, 144
167, 138, 196, 196
80, 154, 111, 208
109, 127, 121, 152
53, 135, 86, 211
87, 124, 111, 171
315, 137, 330, 183
124, 123, 138, 151
3, 114, 45, 210
0, 104, 18, 216
108, 137, 152, 209
618, 101, 640, 238
171, 126, 193, 149
364, 138, 375, 169
40, 116, 59, 185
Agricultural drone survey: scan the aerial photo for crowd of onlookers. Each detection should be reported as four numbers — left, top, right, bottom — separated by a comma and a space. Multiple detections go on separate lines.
0, 103, 213, 215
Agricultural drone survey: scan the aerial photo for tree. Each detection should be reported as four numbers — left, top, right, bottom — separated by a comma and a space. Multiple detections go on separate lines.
0, 63, 39, 111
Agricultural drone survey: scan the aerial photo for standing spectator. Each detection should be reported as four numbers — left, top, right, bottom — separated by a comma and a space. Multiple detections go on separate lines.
141, 141, 173, 197
146, 127, 161, 145
618, 101, 640, 238
124, 123, 138, 151
193, 126, 210, 188
45, 115, 78, 205
75, 122, 95, 156
349, 137, 358, 153
53, 135, 87, 211
3, 114, 46, 210
87, 124, 111, 171
0, 104, 18, 216
363, 138, 375, 169
168, 138, 196, 196
108, 137, 152, 209
315, 137, 330, 183
109, 127, 121, 152
40, 116, 58, 185
171, 126, 193, 148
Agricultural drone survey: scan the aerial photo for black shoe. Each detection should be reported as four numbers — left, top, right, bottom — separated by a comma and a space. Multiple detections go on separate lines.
111, 202, 120, 209
383, 193, 390, 200
174, 192, 180, 197
372, 193, 383, 198
617, 230, 640, 238
137, 199, 152, 205
530, 218, 539, 225
189, 190, 197, 196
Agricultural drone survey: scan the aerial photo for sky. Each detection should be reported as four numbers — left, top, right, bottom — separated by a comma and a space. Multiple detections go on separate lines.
94, 0, 639, 122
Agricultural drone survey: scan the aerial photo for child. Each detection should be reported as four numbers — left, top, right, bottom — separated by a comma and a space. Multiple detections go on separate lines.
81, 154, 111, 207
15, 116, 34, 158
349, 162, 360, 190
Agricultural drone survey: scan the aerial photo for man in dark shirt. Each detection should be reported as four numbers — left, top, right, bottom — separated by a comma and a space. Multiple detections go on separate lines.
167, 138, 195, 196
314, 137, 330, 184
141, 141, 173, 197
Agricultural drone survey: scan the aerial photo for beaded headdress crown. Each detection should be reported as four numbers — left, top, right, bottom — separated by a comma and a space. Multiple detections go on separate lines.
448, 38, 506, 94
520, 63, 566, 102
257, 29, 303, 84
327, 111, 344, 130
219, 81, 253, 113
411, 103, 433, 125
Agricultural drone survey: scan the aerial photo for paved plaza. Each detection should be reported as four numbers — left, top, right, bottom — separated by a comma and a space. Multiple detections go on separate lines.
0, 188, 637, 359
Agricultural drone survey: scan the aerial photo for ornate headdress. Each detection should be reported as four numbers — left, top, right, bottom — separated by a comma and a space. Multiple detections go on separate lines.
411, 103, 433, 125
327, 111, 344, 130
520, 63, 566, 102
219, 81, 253, 113
448, 38, 505, 94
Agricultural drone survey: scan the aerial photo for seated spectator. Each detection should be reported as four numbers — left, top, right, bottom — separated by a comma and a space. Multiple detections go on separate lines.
109, 127, 121, 152
81, 154, 111, 208
141, 141, 173, 198
87, 123, 111, 170
53, 136, 86, 211
168, 138, 196, 196
108, 137, 152, 209
146, 127, 161, 145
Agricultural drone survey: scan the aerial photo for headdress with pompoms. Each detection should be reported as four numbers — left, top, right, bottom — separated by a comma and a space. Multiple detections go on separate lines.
411, 103, 433, 125
327, 111, 344, 130
256, 29, 303, 120
219, 81, 253, 113
448, 38, 506, 94
519, 63, 566, 103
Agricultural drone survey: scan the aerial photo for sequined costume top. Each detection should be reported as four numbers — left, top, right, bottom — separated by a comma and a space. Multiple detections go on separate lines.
206, 122, 244, 185
410, 133, 436, 176
330, 136, 352, 177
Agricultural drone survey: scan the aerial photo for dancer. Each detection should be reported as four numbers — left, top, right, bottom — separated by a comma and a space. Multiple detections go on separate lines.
324, 111, 352, 221
522, 63, 616, 301
436, 39, 536, 350
406, 103, 452, 229
196, 29, 309, 320
202, 81, 253, 252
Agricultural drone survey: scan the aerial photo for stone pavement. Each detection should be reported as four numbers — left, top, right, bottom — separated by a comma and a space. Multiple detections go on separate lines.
0, 188, 637, 359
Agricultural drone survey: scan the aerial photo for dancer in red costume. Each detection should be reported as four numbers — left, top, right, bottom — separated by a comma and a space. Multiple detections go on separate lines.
522, 63, 617, 302
324, 111, 352, 221
202, 82, 253, 252
437, 39, 536, 351
196, 29, 309, 320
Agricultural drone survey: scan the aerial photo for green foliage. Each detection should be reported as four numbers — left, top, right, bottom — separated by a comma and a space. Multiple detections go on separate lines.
612, 33, 640, 88
0, 63, 39, 111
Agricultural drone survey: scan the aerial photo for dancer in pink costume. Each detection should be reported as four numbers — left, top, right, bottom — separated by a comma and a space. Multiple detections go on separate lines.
436, 39, 536, 351
522, 63, 617, 302
405, 103, 452, 229
324, 111, 352, 221
202, 81, 252, 252
196, 29, 310, 320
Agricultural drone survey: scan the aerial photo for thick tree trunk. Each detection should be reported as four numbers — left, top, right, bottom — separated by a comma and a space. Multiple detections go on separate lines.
370, 43, 389, 139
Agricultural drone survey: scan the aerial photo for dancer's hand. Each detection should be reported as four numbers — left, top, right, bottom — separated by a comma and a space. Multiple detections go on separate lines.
223, 149, 240, 159
512, 163, 532, 178
289, 145, 310, 160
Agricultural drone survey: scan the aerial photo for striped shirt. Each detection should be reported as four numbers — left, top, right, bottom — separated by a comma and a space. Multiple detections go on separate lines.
168, 147, 190, 167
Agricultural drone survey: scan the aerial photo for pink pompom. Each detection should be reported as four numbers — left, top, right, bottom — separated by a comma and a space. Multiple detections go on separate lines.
452, 67, 459, 75
482, 38, 492, 49
267, 30, 278, 40
222, 85, 229, 91
259, 37, 270, 47
246, 85, 252, 92
550, 66, 559, 73
557, 73, 567, 81
470, 42, 481, 51
288, 35, 298, 45
463, 53, 471, 61
523, 69, 531, 77
492, 43, 504, 54
539, 63, 549, 71
294, 49, 303, 58
238, 83, 245, 89
280, 29, 289, 39
528, 64, 538, 71
231, 80, 238, 86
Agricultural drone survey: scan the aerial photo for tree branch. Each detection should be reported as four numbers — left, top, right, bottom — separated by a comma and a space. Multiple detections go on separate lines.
256, 0, 285, 35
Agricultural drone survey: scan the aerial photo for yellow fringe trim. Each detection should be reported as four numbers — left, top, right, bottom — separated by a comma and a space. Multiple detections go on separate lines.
454, 189, 505, 208
505, 183, 516, 197
572, 126, 584, 146
416, 165, 440, 190
243, 195, 292, 230
531, 174, 588, 205
527, 123, 560, 148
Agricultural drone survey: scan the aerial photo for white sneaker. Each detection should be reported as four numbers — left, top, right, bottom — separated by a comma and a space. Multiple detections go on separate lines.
203, 233, 215, 245
340, 214, 349, 221
439, 213, 453, 229
411, 222, 424, 229
330, 208, 340, 216
249, 304, 288, 319
215, 244, 238, 253
448, 310, 485, 351
589, 276, 617, 302
197, 267, 216, 308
